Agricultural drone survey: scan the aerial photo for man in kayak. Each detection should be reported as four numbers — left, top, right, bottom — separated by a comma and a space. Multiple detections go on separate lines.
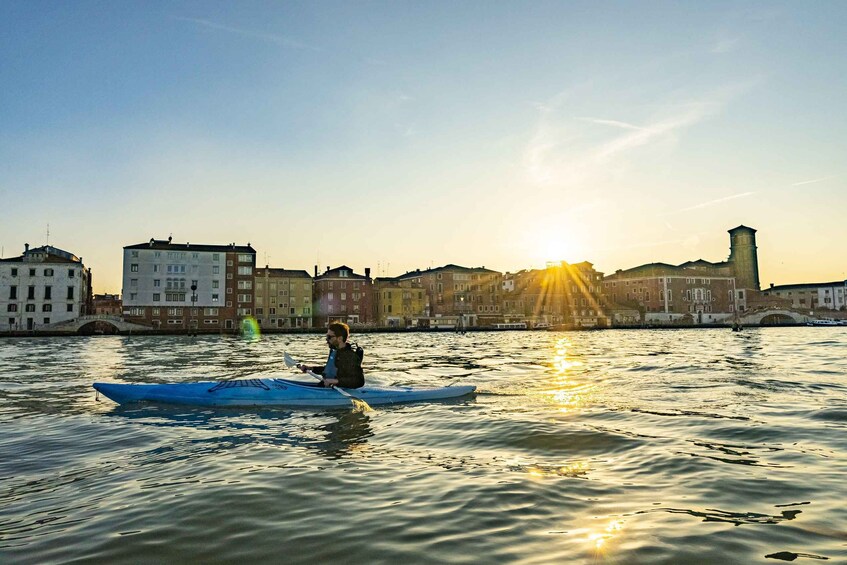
297, 321, 365, 389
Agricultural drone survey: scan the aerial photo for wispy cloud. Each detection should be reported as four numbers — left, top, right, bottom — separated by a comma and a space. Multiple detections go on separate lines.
792, 175, 835, 186
522, 79, 758, 188
664, 191, 757, 215
173, 16, 322, 51
576, 117, 644, 131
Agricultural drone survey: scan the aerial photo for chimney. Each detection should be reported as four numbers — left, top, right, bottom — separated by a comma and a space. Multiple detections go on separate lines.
149, 238, 154, 246
365, 267, 371, 279
24, 243, 29, 253
167, 236, 172, 244
326, 266, 329, 273
314, 265, 318, 277
770, 283, 774, 289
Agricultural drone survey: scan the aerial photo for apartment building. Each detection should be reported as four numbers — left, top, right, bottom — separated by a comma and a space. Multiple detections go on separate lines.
501, 261, 607, 327
121, 238, 256, 330
396, 264, 502, 327
603, 264, 738, 325
373, 276, 428, 327
312, 265, 373, 327
254, 267, 313, 329
0, 244, 92, 331
762, 280, 847, 311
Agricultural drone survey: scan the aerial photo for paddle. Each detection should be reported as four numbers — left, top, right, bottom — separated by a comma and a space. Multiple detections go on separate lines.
283, 352, 373, 412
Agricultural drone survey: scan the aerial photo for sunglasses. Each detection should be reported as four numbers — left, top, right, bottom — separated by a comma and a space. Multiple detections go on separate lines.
326, 335, 335, 341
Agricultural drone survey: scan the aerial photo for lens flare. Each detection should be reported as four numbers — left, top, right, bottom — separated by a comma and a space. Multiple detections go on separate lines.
240, 316, 261, 341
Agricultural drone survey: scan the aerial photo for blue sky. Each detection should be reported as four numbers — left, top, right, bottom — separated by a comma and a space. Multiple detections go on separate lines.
2, 1, 845, 293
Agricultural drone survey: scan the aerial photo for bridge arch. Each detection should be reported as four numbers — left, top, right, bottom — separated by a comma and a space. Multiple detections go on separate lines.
77, 320, 121, 335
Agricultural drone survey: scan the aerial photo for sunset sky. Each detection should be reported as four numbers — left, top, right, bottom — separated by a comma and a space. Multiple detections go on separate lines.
2, 1, 845, 294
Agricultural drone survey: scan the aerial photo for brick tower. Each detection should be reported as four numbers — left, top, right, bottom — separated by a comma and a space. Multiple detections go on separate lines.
727, 225, 760, 291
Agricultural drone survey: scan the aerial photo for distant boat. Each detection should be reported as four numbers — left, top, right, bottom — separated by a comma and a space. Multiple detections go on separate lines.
807, 319, 839, 326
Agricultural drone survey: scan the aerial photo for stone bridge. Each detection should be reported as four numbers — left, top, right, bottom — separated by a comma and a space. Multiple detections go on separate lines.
739, 309, 812, 325
47, 315, 152, 334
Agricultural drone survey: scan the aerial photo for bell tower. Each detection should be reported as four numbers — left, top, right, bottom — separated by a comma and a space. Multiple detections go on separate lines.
727, 225, 760, 290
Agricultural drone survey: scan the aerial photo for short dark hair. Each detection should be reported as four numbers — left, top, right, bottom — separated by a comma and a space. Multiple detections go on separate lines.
328, 321, 350, 341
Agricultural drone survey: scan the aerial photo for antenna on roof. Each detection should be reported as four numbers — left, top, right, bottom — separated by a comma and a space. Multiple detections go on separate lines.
46, 223, 50, 246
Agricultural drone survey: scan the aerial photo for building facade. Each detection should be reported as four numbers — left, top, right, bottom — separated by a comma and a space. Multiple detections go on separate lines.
93, 293, 122, 316
0, 244, 92, 331
396, 264, 503, 327
762, 280, 847, 311
603, 268, 738, 324
312, 265, 374, 327
501, 261, 607, 327
373, 276, 428, 327
254, 267, 313, 329
121, 238, 256, 330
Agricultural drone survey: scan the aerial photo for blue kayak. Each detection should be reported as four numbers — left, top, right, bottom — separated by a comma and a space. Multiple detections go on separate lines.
93, 378, 476, 407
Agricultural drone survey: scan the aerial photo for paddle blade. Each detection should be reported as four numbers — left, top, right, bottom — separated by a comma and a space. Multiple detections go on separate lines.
283, 352, 298, 368
350, 398, 374, 413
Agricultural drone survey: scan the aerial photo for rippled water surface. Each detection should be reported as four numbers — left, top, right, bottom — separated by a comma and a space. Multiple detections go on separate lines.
1, 328, 846, 563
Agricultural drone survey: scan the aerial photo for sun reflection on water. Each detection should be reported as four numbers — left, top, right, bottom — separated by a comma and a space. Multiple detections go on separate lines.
548, 337, 587, 412
588, 519, 625, 550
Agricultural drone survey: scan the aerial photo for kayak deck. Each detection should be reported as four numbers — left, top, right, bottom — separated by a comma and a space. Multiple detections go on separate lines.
93, 378, 476, 407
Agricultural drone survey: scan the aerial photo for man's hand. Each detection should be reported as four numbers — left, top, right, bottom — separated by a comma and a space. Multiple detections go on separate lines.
297, 364, 310, 373
322, 378, 339, 388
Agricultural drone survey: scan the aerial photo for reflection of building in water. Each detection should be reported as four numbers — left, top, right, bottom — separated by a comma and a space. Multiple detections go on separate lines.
501, 261, 608, 328
762, 280, 847, 311
602, 225, 761, 326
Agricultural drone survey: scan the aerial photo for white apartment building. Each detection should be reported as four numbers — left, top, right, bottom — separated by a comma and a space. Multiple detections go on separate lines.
121, 238, 256, 329
0, 244, 92, 331
763, 280, 847, 311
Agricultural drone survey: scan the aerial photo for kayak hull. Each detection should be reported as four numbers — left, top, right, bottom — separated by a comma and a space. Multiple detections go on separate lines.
93, 378, 476, 407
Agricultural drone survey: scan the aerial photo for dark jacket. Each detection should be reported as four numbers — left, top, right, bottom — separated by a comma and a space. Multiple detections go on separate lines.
314, 345, 365, 389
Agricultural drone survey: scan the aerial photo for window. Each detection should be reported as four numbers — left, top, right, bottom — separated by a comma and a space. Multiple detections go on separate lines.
226, 273, 233, 280
341, 293, 346, 301
11, 268, 17, 276
30, 268, 36, 276
67, 304, 73, 312
43, 304, 52, 312
67, 287, 74, 299
227, 260, 234, 266
290, 308, 296, 315
212, 294, 219, 302
237, 266, 252, 276
212, 280, 219, 289
130, 279, 138, 287
227, 287, 232, 294
192, 253, 199, 259
130, 293, 137, 300
153, 264, 160, 273
7, 304, 17, 312
43, 317, 50, 324
237, 280, 253, 290
213, 254, 219, 261
131, 251, 138, 258
131, 264, 139, 272
328, 292, 334, 300
9, 286, 16, 299
44, 286, 52, 299
238, 254, 252, 263
26, 304, 35, 312
237, 294, 251, 303
167, 308, 183, 316
153, 294, 160, 302
204, 308, 219, 316
152, 308, 160, 316
44, 268, 54, 276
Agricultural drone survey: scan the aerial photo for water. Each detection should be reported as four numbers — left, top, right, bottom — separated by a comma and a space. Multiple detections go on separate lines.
1, 328, 845, 564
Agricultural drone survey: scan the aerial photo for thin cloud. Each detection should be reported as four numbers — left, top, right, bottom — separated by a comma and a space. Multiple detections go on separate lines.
792, 175, 835, 186
664, 191, 756, 215
576, 117, 644, 131
522, 79, 759, 187
173, 16, 321, 51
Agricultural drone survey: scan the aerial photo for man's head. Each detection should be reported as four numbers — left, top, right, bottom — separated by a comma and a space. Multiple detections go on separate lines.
326, 321, 350, 349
